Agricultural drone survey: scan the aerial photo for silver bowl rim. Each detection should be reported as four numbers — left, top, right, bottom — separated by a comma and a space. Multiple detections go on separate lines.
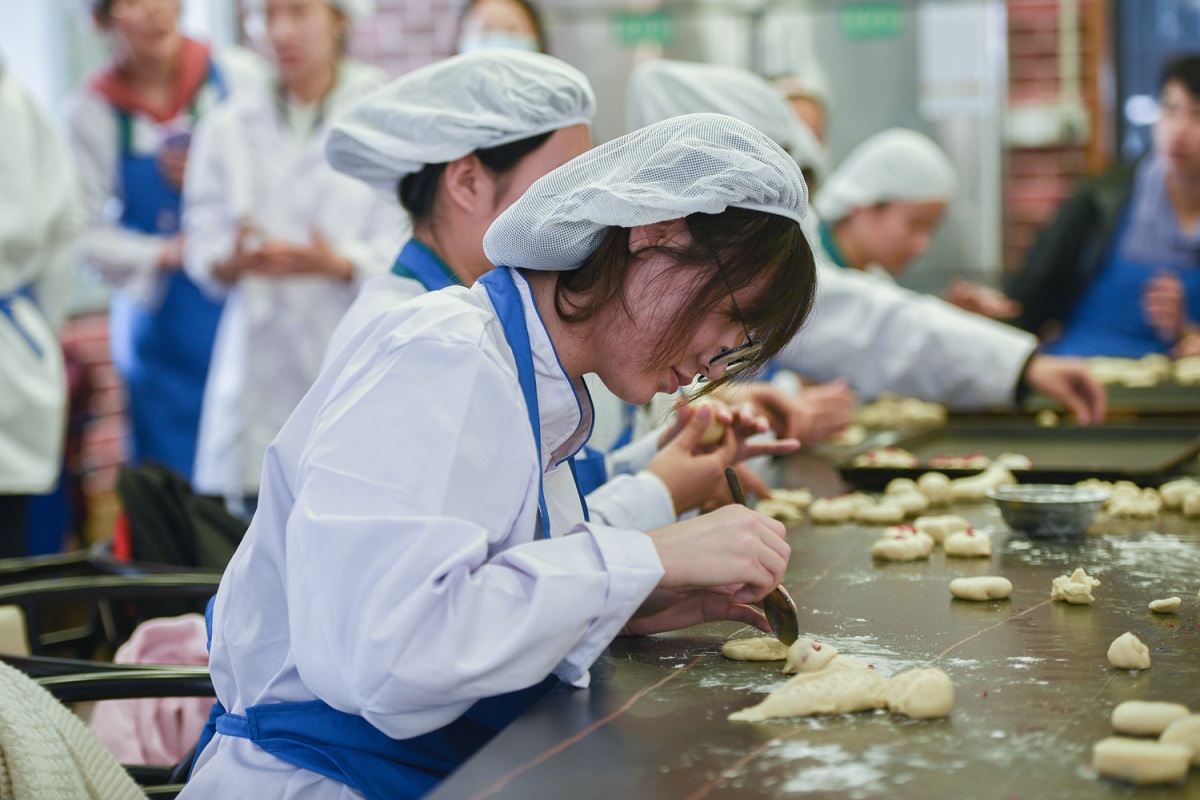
986, 484, 1111, 505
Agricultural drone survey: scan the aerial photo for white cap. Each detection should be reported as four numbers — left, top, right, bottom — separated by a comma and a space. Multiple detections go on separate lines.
483, 112, 808, 272
242, 0, 375, 22
626, 59, 825, 175
773, 73, 832, 112
326, 50, 595, 198
814, 128, 957, 222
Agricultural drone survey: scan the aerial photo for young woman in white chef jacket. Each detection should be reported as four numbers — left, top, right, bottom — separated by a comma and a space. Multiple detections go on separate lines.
66, 0, 265, 481
183, 0, 406, 513
324, 50, 798, 531
628, 59, 1108, 425
181, 114, 814, 799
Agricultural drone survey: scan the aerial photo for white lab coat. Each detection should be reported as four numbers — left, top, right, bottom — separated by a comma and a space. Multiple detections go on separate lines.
183, 61, 408, 496
0, 71, 82, 493
329, 267, 677, 531
66, 45, 266, 308
182, 269, 663, 799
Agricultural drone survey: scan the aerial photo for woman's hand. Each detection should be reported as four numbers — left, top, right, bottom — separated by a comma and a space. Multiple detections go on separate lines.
622, 588, 769, 636
944, 279, 1021, 319
1143, 271, 1187, 344
243, 228, 354, 282
717, 380, 855, 443
1023, 355, 1107, 426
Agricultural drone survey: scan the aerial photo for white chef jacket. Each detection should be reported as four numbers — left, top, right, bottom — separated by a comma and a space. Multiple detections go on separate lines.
328, 266, 677, 531
65, 45, 266, 308
183, 61, 408, 496
781, 231, 1037, 409
0, 71, 82, 493
182, 269, 664, 799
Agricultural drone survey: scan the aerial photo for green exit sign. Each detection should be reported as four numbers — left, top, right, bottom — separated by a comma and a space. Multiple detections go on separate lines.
613, 10, 674, 48
839, 3, 905, 40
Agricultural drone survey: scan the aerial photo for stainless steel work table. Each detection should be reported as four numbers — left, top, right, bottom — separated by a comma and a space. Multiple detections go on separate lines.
428, 456, 1200, 800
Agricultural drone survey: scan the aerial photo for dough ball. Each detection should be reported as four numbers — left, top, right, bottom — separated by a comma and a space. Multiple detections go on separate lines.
872, 531, 933, 561
1108, 632, 1151, 670
770, 488, 814, 510
883, 525, 934, 549
944, 528, 993, 558
729, 662, 888, 721
755, 499, 806, 525
1182, 490, 1200, 519
1159, 478, 1199, 510
885, 667, 955, 719
830, 423, 867, 447
782, 638, 838, 674
689, 396, 728, 446
891, 490, 930, 516
809, 496, 856, 524
1092, 737, 1191, 785
885, 478, 920, 496
949, 576, 1013, 601
1160, 715, 1200, 767
1051, 567, 1101, 604
913, 514, 969, 544
1035, 409, 1060, 428
949, 464, 1017, 502
1111, 701, 1190, 736
916, 471, 952, 507
1149, 597, 1182, 614
851, 447, 919, 468
855, 500, 907, 525
721, 637, 788, 661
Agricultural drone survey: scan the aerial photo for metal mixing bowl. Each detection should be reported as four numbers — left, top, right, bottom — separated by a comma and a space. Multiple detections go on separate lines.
987, 484, 1110, 537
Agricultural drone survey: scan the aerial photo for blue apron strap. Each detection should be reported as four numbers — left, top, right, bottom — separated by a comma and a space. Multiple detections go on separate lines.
0, 286, 44, 359
207, 57, 229, 102
390, 240, 462, 292
478, 268, 552, 540
566, 457, 591, 522
570, 446, 607, 499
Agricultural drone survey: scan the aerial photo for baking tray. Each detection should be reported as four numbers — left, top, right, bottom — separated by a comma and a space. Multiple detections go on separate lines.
836, 419, 1200, 489
1024, 383, 1200, 416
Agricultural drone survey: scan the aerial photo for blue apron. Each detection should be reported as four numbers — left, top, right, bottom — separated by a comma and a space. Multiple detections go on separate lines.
193, 268, 599, 799
108, 61, 227, 480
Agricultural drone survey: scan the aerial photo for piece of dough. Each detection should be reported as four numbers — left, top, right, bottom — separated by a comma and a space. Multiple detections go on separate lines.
885, 478, 920, 496
949, 463, 1017, 502
1183, 490, 1200, 519
872, 531, 933, 561
943, 529, 993, 558
883, 525, 934, 548
782, 638, 838, 674
1092, 737, 1191, 785
855, 500, 907, 525
1149, 597, 1182, 614
913, 514, 969, 544
809, 496, 857, 524
950, 576, 1013, 601
1160, 715, 1200, 767
890, 490, 930, 515
1051, 567, 1101, 604
915, 471, 952, 507
1159, 478, 1199, 510
851, 447, 919, 468
770, 488, 814, 509
689, 396, 727, 446
755, 499, 806, 524
885, 668, 955, 719
721, 637, 788, 661
1111, 701, 1190, 736
1108, 632, 1151, 670
1035, 409, 1060, 428
728, 662, 888, 721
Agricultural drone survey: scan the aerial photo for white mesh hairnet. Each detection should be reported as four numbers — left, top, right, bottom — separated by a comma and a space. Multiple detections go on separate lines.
483, 112, 808, 272
326, 50, 595, 197
626, 59, 825, 176
242, 0, 375, 22
813, 128, 958, 222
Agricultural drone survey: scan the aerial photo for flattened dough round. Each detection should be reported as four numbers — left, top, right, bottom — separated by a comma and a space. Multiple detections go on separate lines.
1092, 737, 1190, 785
885, 667, 955, 719
722, 637, 788, 661
950, 576, 1013, 601
1108, 632, 1151, 670
1111, 701, 1190, 736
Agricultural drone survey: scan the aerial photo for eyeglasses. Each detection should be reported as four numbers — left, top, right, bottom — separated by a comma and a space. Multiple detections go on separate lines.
701, 235, 762, 379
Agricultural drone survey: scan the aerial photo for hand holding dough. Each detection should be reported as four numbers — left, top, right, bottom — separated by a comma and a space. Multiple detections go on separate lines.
722, 637, 788, 661
689, 396, 728, 446
1092, 737, 1190, 785
1111, 701, 1190, 736
1051, 567, 1100, 604
950, 576, 1013, 601
782, 638, 838, 674
885, 668, 955, 719
1108, 632, 1151, 670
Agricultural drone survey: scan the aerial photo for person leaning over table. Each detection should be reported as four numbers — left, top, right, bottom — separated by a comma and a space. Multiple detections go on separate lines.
626, 59, 1108, 424
65, 0, 266, 480
181, 113, 811, 800
182, 0, 405, 516
1006, 54, 1200, 360
322, 51, 795, 530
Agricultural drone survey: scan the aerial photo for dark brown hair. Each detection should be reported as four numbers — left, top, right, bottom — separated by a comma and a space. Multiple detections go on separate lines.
553, 208, 817, 392
459, 0, 547, 53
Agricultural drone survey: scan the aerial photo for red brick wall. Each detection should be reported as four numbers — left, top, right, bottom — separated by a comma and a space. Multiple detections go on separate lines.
1004, 0, 1110, 274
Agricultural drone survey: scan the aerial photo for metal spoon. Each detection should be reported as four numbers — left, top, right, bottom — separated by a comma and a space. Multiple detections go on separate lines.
725, 468, 800, 646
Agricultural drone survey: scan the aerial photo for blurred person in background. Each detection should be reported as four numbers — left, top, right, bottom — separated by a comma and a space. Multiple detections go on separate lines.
183, 0, 404, 516
457, 0, 546, 54
66, 0, 265, 482
0, 63, 83, 556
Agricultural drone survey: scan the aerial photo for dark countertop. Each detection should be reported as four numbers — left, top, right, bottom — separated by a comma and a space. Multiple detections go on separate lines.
429, 456, 1200, 800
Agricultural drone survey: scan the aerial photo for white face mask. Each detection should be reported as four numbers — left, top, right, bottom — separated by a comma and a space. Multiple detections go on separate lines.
457, 30, 539, 54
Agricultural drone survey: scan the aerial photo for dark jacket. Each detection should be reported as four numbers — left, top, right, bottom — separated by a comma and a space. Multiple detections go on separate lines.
1004, 162, 1137, 337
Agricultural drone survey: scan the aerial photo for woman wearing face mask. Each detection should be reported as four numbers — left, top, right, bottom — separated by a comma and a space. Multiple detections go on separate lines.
325, 51, 793, 533
66, 0, 265, 480
457, 0, 546, 54
183, 0, 405, 514
182, 113, 812, 800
